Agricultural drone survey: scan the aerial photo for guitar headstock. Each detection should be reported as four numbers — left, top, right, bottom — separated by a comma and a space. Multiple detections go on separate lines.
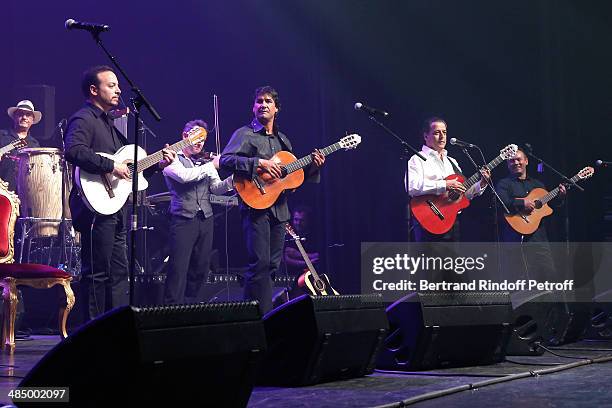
339, 134, 361, 150
13, 139, 27, 149
577, 166, 595, 180
284, 223, 300, 241
500, 144, 519, 160
186, 126, 208, 145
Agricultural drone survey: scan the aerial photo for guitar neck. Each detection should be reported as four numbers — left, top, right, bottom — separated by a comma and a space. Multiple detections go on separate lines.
135, 139, 192, 172
539, 174, 579, 204
292, 235, 320, 279
0, 143, 19, 156
463, 153, 506, 190
283, 141, 342, 175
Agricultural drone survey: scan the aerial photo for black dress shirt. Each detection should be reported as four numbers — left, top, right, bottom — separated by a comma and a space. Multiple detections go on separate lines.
220, 119, 320, 222
496, 175, 563, 242
64, 102, 127, 175
0, 129, 40, 191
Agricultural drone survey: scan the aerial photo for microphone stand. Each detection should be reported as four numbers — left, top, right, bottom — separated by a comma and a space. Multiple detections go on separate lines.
364, 114, 425, 242
134, 115, 158, 276
460, 145, 510, 279
89, 31, 162, 306
58, 121, 68, 271
460, 146, 510, 215
524, 147, 579, 253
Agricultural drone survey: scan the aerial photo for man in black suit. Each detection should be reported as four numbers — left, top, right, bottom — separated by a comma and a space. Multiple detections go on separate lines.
65, 65, 175, 321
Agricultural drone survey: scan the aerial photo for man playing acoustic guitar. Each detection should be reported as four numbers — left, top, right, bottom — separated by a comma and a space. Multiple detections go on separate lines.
497, 148, 566, 243
65, 65, 175, 321
220, 86, 324, 313
407, 117, 490, 242
497, 148, 568, 283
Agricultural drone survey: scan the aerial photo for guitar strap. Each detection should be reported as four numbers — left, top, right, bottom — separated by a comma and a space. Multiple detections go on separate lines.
448, 157, 463, 176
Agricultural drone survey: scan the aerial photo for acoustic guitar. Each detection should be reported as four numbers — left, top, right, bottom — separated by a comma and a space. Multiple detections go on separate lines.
0, 138, 28, 158
410, 144, 518, 234
504, 166, 594, 235
285, 224, 339, 296
75, 126, 208, 215
234, 134, 361, 209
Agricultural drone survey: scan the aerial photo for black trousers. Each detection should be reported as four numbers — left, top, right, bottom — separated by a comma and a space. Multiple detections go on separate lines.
164, 213, 214, 304
242, 210, 286, 314
79, 209, 128, 321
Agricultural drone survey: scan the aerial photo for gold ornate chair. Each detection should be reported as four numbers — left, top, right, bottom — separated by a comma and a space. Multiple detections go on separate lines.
0, 179, 75, 353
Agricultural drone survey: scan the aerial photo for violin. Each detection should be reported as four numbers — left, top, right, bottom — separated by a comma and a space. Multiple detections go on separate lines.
192, 151, 220, 169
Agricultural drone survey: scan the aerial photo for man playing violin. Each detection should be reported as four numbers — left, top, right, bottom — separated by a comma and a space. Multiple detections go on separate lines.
162, 119, 233, 304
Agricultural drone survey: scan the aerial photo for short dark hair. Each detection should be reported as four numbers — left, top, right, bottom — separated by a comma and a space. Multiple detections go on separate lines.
254, 86, 281, 111
81, 65, 115, 98
514, 148, 527, 159
422, 117, 447, 134
183, 119, 209, 134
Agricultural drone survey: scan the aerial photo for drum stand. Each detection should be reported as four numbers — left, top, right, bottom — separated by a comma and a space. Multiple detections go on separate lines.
17, 217, 81, 276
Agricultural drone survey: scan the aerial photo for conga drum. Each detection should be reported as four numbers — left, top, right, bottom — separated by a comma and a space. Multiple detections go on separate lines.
16, 148, 66, 237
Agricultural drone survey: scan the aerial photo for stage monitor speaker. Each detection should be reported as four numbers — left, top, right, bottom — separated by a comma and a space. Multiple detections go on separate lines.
583, 290, 612, 340
257, 294, 388, 386
14, 84, 56, 141
506, 291, 571, 356
20, 302, 266, 407
377, 291, 512, 370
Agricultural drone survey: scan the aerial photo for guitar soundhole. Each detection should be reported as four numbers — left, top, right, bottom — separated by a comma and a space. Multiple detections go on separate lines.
448, 191, 460, 201
534, 200, 543, 209
314, 279, 326, 291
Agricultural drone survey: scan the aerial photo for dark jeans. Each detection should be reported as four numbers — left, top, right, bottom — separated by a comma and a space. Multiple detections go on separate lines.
79, 209, 128, 321
242, 210, 286, 314
164, 213, 214, 304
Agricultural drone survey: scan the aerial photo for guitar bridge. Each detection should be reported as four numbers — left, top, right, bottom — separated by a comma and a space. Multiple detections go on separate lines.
426, 200, 445, 220
102, 174, 115, 198
253, 176, 266, 194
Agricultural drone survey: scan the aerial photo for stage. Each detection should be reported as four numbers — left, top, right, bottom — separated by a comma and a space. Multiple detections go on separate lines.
2, 336, 612, 407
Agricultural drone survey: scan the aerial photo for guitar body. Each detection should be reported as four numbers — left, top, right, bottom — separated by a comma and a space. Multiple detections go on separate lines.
300, 271, 340, 296
75, 144, 149, 215
410, 174, 471, 235
504, 187, 553, 235
234, 150, 305, 209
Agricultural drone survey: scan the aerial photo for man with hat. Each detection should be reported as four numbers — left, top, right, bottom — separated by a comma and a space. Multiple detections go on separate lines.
0, 100, 41, 190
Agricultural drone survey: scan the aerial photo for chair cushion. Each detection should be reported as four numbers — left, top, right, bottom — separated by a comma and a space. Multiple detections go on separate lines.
0, 263, 72, 279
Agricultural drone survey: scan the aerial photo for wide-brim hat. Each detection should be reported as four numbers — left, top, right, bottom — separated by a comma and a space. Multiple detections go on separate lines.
7, 100, 42, 124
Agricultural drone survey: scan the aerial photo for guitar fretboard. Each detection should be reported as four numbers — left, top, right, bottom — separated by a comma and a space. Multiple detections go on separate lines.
538, 174, 580, 204
288, 232, 320, 279
0, 141, 23, 155
463, 154, 506, 190
128, 139, 193, 173
282, 142, 342, 174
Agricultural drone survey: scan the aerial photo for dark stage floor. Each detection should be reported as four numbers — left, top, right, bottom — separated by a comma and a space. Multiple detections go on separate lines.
2, 337, 612, 407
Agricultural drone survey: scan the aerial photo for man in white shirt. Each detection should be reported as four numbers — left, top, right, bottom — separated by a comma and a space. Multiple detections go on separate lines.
406, 117, 490, 242
162, 119, 233, 304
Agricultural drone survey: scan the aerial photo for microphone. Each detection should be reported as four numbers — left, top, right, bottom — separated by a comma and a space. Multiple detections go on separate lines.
65, 19, 110, 33
596, 160, 612, 167
449, 138, 476, 148
57, 119, 67, 128
354, 102, 389, 117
